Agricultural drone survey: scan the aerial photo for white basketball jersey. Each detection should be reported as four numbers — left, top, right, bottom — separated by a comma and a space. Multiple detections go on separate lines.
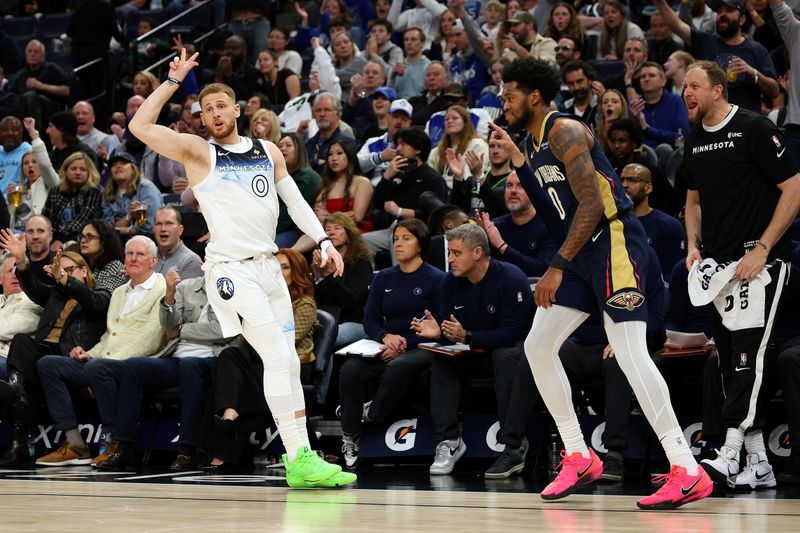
193, 137, 280, 262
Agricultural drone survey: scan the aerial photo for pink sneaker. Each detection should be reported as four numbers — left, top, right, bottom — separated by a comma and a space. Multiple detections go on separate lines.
541, 448, 603, 500
636, 465, 713, 510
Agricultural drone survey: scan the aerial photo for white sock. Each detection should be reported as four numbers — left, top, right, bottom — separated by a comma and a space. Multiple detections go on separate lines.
524, 306, 590, 458
295, 414, 309, 448
659, 428, 699, 476
744, 430, 767, 461
725, 427, 745, 455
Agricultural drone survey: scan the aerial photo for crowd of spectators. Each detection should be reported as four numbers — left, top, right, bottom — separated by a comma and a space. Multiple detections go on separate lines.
0, 0, 800, 485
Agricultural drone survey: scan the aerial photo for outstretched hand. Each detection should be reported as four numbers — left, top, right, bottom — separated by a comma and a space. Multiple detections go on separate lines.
169, 48, 200, 83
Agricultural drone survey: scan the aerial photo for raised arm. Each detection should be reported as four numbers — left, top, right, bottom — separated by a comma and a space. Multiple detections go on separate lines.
128, 49, 209, 182
654, 0, 692, 45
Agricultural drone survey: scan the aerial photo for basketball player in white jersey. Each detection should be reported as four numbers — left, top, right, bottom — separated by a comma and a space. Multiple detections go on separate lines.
129, 49, 355, 488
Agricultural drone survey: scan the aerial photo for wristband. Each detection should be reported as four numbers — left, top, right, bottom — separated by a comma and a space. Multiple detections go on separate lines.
317, 236, 332, 249
550, 253, 569, 270
396, 206, 403, 218
753, 71, 758, 85
756, 241, 768, 251
499, 242, 508, 253
167, 76, 183, 86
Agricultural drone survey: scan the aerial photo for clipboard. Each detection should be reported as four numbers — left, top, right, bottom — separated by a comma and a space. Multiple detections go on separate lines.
418, 342, 483, 356
334, 339, 383, 358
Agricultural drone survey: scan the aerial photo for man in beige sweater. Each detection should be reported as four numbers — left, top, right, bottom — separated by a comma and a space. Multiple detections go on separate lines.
34, 236, 167, 466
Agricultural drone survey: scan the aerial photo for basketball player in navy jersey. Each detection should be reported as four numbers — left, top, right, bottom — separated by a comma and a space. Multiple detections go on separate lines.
129, 50, 354, 488
489, 58, 712, 509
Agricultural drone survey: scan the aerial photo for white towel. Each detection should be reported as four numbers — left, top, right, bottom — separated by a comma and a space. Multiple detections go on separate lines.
687, 258, 771, 331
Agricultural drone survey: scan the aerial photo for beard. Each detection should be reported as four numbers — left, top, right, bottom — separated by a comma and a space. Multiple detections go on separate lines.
716, 18, 740, 39
572, 88, 590, 102
506, 106, 534, 135
212, 119, 236, 140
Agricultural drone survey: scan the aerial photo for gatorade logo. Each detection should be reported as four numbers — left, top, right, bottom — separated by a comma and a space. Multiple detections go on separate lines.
486, 421, 505, 453
385, 419, 417, 451
768, 424, 791, 457
684, 422, 705, 456
590, 422, 608, 454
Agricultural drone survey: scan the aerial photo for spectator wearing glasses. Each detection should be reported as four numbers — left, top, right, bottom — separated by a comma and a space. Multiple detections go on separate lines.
0, 237, 109, 466
620, 163, 685, 278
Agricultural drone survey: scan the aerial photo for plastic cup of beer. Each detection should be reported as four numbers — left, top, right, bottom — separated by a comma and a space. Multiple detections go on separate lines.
132, 203, 148, 225
8, 185, 22, 209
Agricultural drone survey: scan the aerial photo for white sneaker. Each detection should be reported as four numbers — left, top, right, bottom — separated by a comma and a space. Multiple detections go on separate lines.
430, 438, 466, 475
734, 454, 776, 490
341, 435, 359, 471
701, 445, 740, 488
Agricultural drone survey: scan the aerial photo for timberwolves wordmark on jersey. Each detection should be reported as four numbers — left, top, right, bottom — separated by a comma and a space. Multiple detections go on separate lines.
192, 137, 281, 263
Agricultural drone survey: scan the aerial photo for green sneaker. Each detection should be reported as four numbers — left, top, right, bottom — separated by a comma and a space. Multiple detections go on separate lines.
283, 446, 342, 488
317, 470, 357, 488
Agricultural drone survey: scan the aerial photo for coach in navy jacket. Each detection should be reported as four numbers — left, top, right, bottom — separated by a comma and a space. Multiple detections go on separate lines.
412, 224, 532, 474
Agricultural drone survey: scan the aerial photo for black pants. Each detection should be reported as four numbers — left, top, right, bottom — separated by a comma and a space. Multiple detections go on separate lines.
338, 348, 432, 436
777, 342, 800, 452
430, 344, 523, 444
197, 346, 318, 464
558, 340, 633, 452
712, 260, 787, 432
493, 344, 539, 449
5, 334, 60, 424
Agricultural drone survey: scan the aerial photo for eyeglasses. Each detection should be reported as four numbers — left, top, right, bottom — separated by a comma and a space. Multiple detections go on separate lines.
80, 233, 100, 241
554, 46, 574, 51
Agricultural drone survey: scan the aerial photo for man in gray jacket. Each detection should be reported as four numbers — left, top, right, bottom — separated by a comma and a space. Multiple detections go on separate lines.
95, 269, 236, 471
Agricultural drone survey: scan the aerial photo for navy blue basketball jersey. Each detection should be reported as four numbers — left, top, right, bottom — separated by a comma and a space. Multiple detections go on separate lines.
515, 111, 649, 314
521, 111, 633, 244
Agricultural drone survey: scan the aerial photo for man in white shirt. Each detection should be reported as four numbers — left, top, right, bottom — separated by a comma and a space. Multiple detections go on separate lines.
0, 253, 42, 373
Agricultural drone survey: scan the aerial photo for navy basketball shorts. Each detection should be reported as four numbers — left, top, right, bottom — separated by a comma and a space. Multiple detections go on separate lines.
555, 213, 650, 323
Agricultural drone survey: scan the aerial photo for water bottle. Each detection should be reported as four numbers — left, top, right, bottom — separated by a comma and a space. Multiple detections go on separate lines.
27, 431, 35, 458
98, 431, 111, 455
674, 128, 685, 149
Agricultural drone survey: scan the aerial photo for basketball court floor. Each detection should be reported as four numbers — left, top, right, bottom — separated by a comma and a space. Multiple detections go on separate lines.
2, 461, 798, 532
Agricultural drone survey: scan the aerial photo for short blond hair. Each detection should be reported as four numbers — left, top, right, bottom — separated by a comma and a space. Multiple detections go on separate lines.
198, 83, 237, 108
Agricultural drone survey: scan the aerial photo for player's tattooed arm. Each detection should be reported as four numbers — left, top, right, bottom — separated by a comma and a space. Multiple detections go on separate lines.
549, 119, 605, 262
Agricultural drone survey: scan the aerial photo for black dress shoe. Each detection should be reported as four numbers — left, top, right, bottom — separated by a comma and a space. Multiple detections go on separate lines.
170, 453, 197, 471
96, 447, 135, 470
0, 440, 30, 467
0, 379, 22, 402
214, 414, 240, 433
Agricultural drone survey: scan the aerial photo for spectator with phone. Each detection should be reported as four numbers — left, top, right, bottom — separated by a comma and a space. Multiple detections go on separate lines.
363, 127, 448, 263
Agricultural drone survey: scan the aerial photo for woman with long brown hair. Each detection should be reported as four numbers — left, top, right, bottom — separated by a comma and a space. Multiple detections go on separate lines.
101, 153, 163, 237
598, 0, 644, 59
313, 212, 374, 349
313, 139, 373, 232
275, 248, 318, 371
544, 2, 588, 55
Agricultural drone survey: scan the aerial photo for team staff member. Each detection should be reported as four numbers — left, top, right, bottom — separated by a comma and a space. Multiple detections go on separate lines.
681, 61, 800, 488
412, 224, 532, 476
495, 58, 710, 510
